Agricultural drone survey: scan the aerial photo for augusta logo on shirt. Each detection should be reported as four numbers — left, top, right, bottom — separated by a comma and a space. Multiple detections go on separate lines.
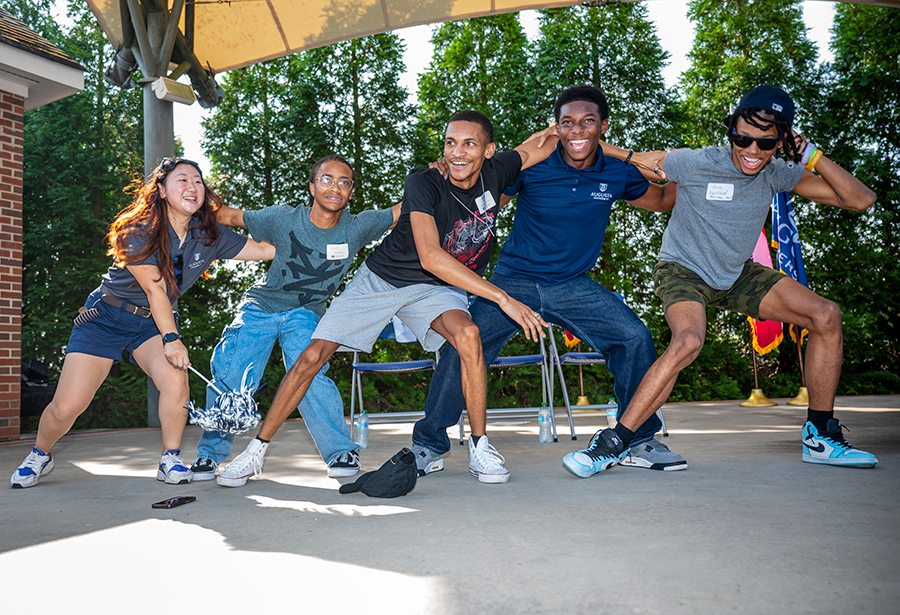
187, 252, 205, 269
591, 182, 613, 201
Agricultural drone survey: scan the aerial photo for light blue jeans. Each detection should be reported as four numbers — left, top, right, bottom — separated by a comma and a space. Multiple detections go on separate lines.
196, 302, 354, 465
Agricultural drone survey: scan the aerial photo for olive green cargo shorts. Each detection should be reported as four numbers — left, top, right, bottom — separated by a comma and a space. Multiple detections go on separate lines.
653, 260, 786, 319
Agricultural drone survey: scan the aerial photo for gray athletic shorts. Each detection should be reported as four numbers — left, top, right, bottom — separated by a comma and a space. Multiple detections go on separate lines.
312, 261, 469, 353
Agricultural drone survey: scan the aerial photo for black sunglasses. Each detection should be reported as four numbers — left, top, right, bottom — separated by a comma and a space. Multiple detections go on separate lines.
173, 253, 183, 287
158, 157, 203, 180
730, 130, 779, 151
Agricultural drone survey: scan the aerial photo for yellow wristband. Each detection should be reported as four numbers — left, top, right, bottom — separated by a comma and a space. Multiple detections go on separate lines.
805, 149, 823, 171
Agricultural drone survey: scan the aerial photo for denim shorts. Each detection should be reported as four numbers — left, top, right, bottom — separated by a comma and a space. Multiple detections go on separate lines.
653, 260, 786, 319
312, 262, 468, 353
65, 288, 178, 364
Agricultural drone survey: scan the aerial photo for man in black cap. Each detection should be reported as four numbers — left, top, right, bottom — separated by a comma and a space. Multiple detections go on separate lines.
563, 85, 880, 478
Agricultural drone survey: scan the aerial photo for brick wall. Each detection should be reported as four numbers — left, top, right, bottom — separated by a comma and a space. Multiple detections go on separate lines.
0, 90, 23, 442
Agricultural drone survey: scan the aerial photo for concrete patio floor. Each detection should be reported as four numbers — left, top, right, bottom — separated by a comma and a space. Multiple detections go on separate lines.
1, 395, 897, 614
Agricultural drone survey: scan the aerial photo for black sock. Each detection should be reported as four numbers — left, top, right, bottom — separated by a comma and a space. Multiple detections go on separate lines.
807, 409, 834, 431
471, 434, 482, 446
613, 423, 635, 448
255, 435, 270, 444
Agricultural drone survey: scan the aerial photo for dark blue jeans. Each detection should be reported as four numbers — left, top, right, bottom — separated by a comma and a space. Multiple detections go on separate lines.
412, 273, 661, 454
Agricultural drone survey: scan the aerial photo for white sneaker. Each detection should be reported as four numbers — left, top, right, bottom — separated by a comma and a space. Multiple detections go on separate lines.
10, 447, 54, 488
217, 438, 268, 487
157, 450, 193, 485
468, 435, 509, 484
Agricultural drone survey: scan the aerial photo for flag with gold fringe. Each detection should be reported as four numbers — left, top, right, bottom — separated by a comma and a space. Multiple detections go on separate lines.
771, 191, 809, 343
563, 329, 580, 348
748, 229, 783, 355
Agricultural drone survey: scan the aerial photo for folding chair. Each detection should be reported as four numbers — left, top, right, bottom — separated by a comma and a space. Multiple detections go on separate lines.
547, 324, 669, 441
457, 331, 556, 443
348, 317, 440, 441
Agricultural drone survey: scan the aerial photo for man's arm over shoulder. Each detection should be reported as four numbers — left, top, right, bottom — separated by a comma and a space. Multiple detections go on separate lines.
514, 133, 559, 170
389, 202, 401, 228
215, 205, 246, 229
791, 156, 876, 211
628, 181, 676, 213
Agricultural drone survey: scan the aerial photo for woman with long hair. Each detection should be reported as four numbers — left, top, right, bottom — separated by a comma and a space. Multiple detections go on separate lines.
11, 158, 274, 488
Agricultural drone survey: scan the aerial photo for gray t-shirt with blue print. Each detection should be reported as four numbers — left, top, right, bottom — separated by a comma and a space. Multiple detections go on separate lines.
243, 205, 393, 317
660, 146, 804, 290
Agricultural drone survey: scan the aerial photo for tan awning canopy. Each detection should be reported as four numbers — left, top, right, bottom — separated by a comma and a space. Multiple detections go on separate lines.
86, 0, 898, 75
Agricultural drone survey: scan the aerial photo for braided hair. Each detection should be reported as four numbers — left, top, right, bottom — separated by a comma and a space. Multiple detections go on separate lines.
726, 107, 802, 163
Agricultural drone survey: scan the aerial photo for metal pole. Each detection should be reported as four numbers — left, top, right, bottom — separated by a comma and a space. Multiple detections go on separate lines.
140, 5, 176, 427
796, 332, 807, 388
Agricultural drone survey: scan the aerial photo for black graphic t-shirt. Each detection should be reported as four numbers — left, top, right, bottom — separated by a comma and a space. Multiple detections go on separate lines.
366, 150, 522, 288
243, 205, 393, 317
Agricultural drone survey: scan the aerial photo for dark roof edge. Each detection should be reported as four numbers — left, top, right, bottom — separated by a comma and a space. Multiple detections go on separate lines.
0, 8, 86, 73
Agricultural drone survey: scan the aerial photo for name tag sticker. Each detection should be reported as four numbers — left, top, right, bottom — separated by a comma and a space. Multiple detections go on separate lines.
706, 183, 734, 201
475, 191, 496, 214
326, 243, 349, 260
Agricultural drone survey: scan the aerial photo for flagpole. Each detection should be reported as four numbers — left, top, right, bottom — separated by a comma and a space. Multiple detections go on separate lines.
740, 347, 778, 407
576, 342, 589, 406
787, 331, 809, 405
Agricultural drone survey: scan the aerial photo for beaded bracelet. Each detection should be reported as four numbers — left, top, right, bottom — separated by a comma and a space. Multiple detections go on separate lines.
806, 149, 823, 171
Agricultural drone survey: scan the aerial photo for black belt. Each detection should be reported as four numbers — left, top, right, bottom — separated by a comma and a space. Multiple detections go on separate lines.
100, 290, 151, 318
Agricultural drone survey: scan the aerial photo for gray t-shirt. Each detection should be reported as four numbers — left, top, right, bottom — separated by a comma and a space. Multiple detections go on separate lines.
660, 146, 804, 290
101, 219, 248, 307
243, 205, 394, 317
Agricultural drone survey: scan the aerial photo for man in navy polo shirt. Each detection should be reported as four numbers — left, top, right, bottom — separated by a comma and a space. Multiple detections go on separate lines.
411, 85, 686, 475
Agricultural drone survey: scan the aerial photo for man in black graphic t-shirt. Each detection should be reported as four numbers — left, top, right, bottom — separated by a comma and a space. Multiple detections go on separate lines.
242, 110, 556, 485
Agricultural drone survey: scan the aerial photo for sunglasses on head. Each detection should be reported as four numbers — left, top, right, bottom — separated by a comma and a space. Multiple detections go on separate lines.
730, 130, 779, 151
158, 157, 203, 180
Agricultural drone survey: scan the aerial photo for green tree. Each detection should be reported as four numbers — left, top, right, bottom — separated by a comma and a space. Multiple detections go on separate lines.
15, 0, 146, 427
801, 4, 900, 394
416, 13, 537, 160
680, 0, 822, 146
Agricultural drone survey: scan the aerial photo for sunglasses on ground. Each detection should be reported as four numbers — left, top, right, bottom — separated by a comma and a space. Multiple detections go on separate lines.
729, 130, 779, 151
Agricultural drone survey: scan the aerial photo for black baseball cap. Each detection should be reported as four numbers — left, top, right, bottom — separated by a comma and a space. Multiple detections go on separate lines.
339, 448, 417, 498
724, 85, 795, 127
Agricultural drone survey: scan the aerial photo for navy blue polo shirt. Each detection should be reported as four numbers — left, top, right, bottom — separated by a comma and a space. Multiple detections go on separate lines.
101, 217, 248, 307
496, 142, 650, 286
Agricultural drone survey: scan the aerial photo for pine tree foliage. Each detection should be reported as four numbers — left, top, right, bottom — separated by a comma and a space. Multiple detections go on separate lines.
680, 0, 822, 146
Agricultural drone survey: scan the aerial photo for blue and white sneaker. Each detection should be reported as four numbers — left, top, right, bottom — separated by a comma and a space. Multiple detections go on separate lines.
563, 429, 627, 478
10, 447, 54, 488
802, 419, 877, 468
157, 450, 193, 484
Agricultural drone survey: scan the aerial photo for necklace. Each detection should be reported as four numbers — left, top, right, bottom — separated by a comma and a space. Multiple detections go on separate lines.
448, 174, 495, 238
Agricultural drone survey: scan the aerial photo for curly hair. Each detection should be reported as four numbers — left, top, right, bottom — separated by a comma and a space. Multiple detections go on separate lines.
107, 158, 223, 299
554, 85, 610, 123
726, 108, 802, 163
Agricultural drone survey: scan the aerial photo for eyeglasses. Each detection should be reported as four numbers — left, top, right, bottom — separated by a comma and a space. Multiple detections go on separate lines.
173, 253, 183, 287
315, 175, 354, 191
730, 130, 779, 151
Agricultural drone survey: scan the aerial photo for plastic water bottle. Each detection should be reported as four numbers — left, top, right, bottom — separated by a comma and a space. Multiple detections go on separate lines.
606, 400, 618, 429
538, 403, 553, 443
354, 410, 369, 449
